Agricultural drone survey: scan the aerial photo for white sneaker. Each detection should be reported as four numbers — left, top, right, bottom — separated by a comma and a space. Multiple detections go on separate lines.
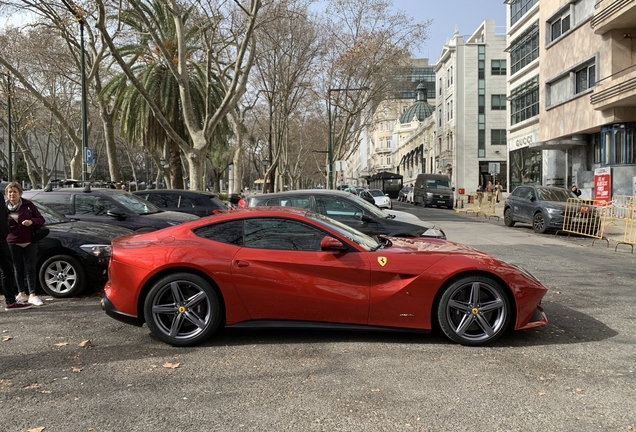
28, 296, 43, 306
16, 294, 28, 303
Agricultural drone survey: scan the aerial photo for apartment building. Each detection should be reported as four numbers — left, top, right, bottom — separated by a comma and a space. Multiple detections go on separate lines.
435, 20, 508, 195
509, 0, 636, 197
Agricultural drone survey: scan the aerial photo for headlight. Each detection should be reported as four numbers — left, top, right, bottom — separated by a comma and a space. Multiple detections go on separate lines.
80, 244, 112, 258
426, 192, 433, 197
546, 208, 563, 215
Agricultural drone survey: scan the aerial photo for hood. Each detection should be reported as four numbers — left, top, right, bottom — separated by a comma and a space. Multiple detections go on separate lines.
48, 220, 132, 240
388, 237, 489, 256
143, 210, 199, 222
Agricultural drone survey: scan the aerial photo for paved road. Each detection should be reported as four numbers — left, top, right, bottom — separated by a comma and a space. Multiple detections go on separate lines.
1, 204, 635, 432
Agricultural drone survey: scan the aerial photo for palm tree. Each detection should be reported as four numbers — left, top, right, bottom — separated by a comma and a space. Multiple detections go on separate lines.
102, 0, 227, 189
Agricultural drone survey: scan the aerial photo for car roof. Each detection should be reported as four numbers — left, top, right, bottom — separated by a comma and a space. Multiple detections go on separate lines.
249, 189, 360, 198
26, 187, 128, 196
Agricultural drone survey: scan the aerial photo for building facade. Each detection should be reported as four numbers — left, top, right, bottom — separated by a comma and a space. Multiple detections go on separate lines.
435, 20, 508, 195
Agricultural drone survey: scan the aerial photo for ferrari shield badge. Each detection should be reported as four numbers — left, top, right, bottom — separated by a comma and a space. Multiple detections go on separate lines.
377, 257, 387, 267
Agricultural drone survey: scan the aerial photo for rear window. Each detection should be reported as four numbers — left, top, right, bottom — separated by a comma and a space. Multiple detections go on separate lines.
29, 193, 72, 214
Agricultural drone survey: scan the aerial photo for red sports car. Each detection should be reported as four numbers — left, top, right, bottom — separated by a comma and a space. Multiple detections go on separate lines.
102, 207, 547, 347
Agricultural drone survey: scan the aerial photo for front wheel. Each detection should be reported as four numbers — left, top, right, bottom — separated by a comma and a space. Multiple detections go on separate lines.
532, 212, 548, 234
437, 276, 511, 346
504, 208, 515, 227
144, 273, 221, 346
39, 255, 86, 298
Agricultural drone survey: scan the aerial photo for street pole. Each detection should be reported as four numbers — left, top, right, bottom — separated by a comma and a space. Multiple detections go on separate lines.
327, 89, 333, 190
61, 0, 88, 183
6, 73, 12, 181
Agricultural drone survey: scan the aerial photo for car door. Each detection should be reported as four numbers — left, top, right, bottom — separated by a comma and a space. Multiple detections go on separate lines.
231, 217, 371, 324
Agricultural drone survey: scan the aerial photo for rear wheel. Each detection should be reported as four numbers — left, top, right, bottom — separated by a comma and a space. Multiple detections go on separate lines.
39, 255, 86, 298
437, 276, 510, 346
144, 273, 221, 346
532, 212, 548, 233
504, 208, 515, 227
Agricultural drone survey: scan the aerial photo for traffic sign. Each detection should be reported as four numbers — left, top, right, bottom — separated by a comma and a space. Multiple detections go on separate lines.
85, 147, 94, 164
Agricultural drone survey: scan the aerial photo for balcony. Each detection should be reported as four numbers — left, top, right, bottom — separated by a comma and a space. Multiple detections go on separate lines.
374, 146, 392, 154
591, 0, 636, 35
591, 63, 636, 109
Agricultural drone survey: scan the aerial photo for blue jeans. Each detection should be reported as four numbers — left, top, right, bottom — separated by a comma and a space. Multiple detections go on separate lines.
0, 242, 17, 304
8, 243, 38, 296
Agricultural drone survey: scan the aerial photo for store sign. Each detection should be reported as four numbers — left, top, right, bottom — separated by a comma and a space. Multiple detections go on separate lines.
509, 131, 538, 149
594, 167, 611, 205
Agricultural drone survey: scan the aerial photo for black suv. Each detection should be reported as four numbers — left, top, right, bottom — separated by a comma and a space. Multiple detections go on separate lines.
24, 185, 198, 232
133, 189, 228, 217
246, 189, 446, 239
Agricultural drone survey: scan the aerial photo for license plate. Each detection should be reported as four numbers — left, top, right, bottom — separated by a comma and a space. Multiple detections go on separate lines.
437, 200, 445, 204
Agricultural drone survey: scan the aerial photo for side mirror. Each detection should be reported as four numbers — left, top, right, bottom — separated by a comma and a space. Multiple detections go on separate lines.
107, 210, 127, 220
361, 214, 372, 223
452, 187, 456, 192
320, 236, 347, 252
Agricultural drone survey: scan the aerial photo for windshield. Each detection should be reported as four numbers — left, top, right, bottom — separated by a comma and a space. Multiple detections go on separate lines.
110, 192, 161, 214
537, 188, 578, 202
307, 211, 379, 251
426, 179, 452, 189
369, 189, 385, 197
31, 201, 68, 225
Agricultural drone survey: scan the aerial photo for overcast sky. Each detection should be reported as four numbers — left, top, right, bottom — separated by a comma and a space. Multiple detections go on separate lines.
391, 0, 507, 63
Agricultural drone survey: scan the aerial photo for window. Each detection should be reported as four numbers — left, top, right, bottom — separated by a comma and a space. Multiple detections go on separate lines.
510, 76, 539, 125
491, 129, 507, 145
386, 138, 391, 149
244, 218, 325, 251
575, 63, 595, 94
33, 193, 71, 214
550, 14, 570, 41
386, 156, 391, 165
511, 0, 538, 26
194, 220, 244, 245
510, 22, 539, 75
74, 195, 118, 216
491, 95, 506, 110
600, 123, 636, 166
491, 60, 507, 76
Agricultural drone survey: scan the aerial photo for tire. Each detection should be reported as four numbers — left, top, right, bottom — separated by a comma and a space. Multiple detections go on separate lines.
39, 254, 86, 298
388, 201, 392, 209
532, 212, 548, 234
437, 276, 511, 346
144, 272, 221, 347
504, 208, 515, 227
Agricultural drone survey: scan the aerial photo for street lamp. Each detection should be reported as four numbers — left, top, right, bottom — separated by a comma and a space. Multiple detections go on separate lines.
61, 0, 88, 183
327, 86, 369, 189
4, 72, 12, 181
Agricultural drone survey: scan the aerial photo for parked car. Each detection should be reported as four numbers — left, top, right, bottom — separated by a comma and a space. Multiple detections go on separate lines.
102, 207, 548, 347
30, 202, 133, 297
246, 189, 446, 239
24, 185, 198, 232
503, 185, 597, 234
366, 188, 392, 209
397, 186, 412, 202
133, 189, 228, 217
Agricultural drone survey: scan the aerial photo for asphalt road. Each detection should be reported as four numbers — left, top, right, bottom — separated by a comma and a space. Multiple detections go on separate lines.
1, 202, 635, 432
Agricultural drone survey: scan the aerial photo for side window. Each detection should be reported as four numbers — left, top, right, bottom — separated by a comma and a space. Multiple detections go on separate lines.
264, 198, 281, 206
74, 195, 118, 216
148, 193, 179, 209
32, 193, 72, 214
279, 197, 311, 209
178, 196, 195, 209
244, 218, 325, 251
512, 187, 525, 198
315, 197, 361, 218
522, 188, 535, 200
193, 220, 243, 245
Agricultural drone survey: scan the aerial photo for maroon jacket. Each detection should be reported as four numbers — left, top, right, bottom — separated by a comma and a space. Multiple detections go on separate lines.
6, 199, 46, 244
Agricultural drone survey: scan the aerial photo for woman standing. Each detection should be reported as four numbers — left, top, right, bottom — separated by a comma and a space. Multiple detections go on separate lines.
5, 182, 46, 306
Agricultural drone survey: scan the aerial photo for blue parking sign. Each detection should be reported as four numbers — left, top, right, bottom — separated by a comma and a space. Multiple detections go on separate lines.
85, 147, 94, 164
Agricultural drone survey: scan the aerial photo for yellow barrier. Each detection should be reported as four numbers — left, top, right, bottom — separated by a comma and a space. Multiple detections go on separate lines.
561, 198, 605, 239
479, 192, 498, 219
615, 201, 636, 253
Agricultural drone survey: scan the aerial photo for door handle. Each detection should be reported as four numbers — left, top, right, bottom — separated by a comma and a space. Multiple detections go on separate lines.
235, 260, 249, 268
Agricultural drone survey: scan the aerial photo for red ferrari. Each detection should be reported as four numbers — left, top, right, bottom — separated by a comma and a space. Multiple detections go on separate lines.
102, 207, 547, 347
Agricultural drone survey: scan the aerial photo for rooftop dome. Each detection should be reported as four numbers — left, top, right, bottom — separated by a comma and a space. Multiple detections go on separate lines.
399, 82, 434, 124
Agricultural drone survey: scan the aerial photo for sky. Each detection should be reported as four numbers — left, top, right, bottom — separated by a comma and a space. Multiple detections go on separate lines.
391, 0, 507, 62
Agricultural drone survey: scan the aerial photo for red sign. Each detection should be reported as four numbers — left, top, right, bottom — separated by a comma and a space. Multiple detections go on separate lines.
594, 167, 611, 205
